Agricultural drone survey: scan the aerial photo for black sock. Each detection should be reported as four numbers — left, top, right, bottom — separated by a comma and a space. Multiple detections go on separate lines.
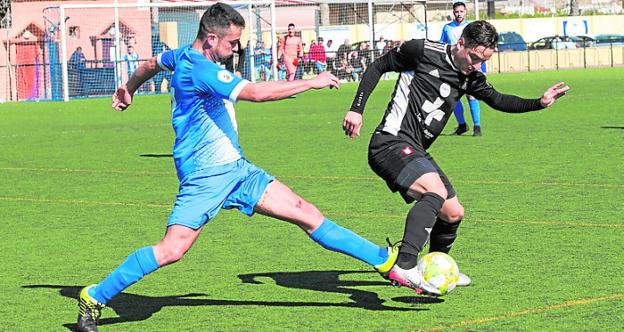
429, 218, 461, 254
397, 192, 445, 269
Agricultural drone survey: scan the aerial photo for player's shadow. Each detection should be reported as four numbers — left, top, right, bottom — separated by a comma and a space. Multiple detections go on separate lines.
601, 126, 624, 130
139, 153, 173, 158
238, 270, 442, 310
23, 270, 440, 330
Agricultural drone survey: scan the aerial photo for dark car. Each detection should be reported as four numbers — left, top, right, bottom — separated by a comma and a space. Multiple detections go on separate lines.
594, 34, 624, 46
497, 32, 527, 51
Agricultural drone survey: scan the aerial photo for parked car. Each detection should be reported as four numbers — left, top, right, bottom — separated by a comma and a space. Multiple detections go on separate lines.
594, 34, 624, 46
497, 32, 527, 51
569, 35, 595, 48
529, 35, 594, 50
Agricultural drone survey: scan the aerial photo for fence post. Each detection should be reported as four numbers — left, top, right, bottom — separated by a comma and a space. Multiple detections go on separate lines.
610, 42, 614, 67
59, 6, 69, 101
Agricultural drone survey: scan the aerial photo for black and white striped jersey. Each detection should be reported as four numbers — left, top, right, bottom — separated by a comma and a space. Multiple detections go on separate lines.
349, 39, 543, 149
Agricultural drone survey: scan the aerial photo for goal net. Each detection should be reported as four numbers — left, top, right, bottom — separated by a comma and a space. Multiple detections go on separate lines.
54, 0, 274, 101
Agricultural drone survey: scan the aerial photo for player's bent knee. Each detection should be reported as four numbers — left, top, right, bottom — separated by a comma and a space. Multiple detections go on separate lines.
154, 243, 189, 265
441, 203, 464, 223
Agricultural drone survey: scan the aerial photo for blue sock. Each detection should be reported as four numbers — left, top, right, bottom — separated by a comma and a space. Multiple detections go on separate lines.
468, 98, 481, 126
453, 102, 466, 125
89, 246, 160, 304
310, 219, 388, 266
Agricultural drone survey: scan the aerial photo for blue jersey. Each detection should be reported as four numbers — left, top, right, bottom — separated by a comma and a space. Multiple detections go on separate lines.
157, 45, 249, 180
440, 20, 469, 45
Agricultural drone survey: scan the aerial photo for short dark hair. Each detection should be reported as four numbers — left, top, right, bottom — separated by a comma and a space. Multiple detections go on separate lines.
197, 2, 245, 40
453, 2, 466, 10
288, 23, 295, 28
461, 20, 498, 49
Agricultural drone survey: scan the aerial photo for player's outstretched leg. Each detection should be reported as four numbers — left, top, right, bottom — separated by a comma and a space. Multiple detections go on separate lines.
253, 180, 397, 278
450, 102, 469, 136
77, 246, 160, 331
77, 226, 199, 331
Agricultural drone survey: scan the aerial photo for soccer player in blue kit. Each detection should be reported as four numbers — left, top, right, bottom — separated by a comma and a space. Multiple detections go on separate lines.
440, 2, 485, 136
76, 4, 402, 331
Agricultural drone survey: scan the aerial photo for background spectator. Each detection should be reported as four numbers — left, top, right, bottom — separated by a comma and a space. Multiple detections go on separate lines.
308, 37, 327, 74
123, 45, 139, 78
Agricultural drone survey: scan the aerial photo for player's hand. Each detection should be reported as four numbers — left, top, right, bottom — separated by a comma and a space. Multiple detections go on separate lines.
310, 71, 340, 90
112, 85, 133, 112
540, 82, 570, 107
343, 111, 363, 139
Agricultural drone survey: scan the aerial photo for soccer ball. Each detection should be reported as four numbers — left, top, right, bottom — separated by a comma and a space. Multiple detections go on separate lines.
417, 252, 460, 296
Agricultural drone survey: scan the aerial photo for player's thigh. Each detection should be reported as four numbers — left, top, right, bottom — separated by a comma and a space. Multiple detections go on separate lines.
254, 180, 324, 234
438, 196, 464, 223
368, 136, 447, 202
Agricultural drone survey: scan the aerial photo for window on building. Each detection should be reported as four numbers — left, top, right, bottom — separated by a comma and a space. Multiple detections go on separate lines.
69, 26, 80, 39
0, 0, 11, 29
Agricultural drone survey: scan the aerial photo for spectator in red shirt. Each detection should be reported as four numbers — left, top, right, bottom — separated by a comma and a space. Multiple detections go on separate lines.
308, 37, 327, 74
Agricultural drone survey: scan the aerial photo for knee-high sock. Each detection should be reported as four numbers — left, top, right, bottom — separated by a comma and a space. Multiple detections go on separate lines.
89, 246, 160, 305
429, 218, 461, 254
453, 102, 466, 125
468, 99, 481, 126
310, 219, 388, 266
397, 192, 445, 269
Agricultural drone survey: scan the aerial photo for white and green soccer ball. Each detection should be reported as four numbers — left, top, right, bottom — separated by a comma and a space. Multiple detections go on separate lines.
417, 252, 460, 296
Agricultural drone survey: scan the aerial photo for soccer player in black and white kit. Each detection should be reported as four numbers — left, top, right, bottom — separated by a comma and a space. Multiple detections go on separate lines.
342, 21, 570, 293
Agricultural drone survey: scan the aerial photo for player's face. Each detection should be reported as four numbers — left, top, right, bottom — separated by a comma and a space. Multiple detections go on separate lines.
453, 6, 466, 23
288, 25, 295, 36
213, 25, 242, 62
455, 42, 494, 75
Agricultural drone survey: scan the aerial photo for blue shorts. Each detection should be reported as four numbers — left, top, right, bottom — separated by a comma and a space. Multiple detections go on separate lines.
167, 159, 274, 230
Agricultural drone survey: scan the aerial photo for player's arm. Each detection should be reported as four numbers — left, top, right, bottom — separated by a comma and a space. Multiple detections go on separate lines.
112, 56, 162, 111
238, 71, 339, 102
343, 39, 425, 138
113, 48, 177, 111
470, 75, 570, 112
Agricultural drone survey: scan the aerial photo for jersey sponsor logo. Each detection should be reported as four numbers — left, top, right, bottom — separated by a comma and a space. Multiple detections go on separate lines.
218, 70, 234, 83
429, 69, 440, 78
421, 83, 450, 126
402, 146, 414, 155
439, 83, 451, 97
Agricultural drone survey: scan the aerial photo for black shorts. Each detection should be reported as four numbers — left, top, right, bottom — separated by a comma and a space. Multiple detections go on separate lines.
368, 132, 456, 203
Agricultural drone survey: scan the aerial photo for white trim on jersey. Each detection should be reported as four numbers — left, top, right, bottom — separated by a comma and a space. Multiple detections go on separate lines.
229, 80, 249, 102
382, 71, 414, 136
156, 53, 170, 71
424, 41, 446, 53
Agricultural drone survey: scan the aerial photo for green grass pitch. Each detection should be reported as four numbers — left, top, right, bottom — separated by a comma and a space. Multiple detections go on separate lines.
0, 67, 622, 331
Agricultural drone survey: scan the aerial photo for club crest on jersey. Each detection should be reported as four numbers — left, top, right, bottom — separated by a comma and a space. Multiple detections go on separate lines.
218, 70, 234, 83
402, 146, 414, 155
428, 69, 440, 78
